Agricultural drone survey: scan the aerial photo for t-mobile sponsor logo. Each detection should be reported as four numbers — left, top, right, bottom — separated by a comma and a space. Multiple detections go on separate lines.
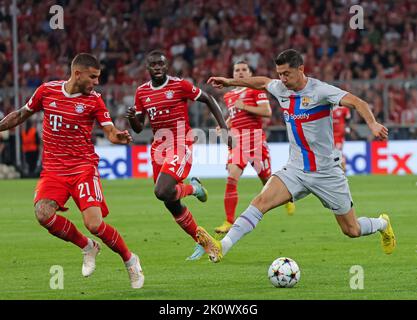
49, 114, 63, 131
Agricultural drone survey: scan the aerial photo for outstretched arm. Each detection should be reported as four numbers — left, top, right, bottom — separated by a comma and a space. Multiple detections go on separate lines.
207, 76, 272, 90
197, 91, 228, 130
102, 124, 133, 145
0, 106, 33, 131
126, 106, 146, 134
197, 91, 234, 148
340, 93, 388, 140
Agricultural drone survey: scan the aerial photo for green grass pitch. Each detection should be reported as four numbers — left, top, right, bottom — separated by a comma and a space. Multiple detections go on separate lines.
0, 176, 416, 300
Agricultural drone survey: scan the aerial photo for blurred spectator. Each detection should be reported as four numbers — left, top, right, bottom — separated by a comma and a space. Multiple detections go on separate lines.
0, 0, 416, 140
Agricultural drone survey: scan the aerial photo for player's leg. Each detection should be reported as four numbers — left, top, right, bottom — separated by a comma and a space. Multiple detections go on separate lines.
154, 145, 206, 202
35, 199, 89, 249
82, 206, 144, 288
334, 207, 396, 254
308, 167, 396, 254
197, 175, 293, 262
34, 176, 89, 249
73, 171, 144, 287
215, 163, 242, 234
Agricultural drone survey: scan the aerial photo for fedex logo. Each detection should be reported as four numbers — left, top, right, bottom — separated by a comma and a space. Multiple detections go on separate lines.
98, 146, 132, 179
345, 141, 415, 175
96, 145, 153, 179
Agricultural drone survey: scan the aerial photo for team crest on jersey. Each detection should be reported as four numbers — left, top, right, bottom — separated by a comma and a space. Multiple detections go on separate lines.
302, 97, 311, 107
165, 90, 174, 99
239, 92, 246, 99
75, 104, 85, 113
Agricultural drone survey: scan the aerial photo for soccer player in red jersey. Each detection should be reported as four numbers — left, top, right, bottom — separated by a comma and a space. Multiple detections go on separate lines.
127, 51, 230, 261
333, 105, 351, 171
0, 53, 144, 289
215, 61, 295, 234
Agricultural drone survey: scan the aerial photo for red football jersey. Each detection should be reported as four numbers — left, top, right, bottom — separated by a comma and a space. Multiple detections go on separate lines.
134, 76, 201, 148
224, 87, 269, 142
332, 106, 351, 142
25, 80, 113, 176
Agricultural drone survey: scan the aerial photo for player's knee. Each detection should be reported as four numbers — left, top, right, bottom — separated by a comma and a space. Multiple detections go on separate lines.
34, 200, 56, 224
154, 185, 175, 201
84, 220, 101, 234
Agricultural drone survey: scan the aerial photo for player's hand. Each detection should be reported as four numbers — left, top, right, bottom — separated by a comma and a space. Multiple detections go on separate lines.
215, 126, 222, 136
125, 106, 136, 119
218, 128, 236, 149
207, 77, 232, 89
234, 99, 245, 110
369, 122, 388, 140
116, 129, 133, 144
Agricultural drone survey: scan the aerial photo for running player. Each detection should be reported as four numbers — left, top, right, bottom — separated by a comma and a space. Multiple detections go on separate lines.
197, 49, 396, 263
127, 50, 231, 261
0, 53, 144, 288
214, 60, 294, 236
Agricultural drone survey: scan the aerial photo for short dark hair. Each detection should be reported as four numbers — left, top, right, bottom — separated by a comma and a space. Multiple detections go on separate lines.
147, 50, 166, 60
233, 60, 254, 73
71, 53, 100, 69
274, 49, 303, 68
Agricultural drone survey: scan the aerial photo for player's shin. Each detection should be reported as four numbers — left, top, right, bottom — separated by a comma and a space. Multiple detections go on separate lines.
224, 177, 238, 223
41, 214, 89, 248
174, 206, 198, 241
93, 221, 132, 261
221, 205, 263, 255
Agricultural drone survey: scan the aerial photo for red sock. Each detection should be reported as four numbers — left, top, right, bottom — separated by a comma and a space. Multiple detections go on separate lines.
42, 214, 89, 249
174, 207, 198, 241
174, 183, 195, 201
94, 221, 132, 262
224, 177, 238, 223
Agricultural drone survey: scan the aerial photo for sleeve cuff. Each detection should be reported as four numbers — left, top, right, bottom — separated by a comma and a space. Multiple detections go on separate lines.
193, 90, 202, 101
100, 121, 114, 127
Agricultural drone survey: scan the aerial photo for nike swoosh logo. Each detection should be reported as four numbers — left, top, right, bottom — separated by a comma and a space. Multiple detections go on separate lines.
281, 98, 289, 102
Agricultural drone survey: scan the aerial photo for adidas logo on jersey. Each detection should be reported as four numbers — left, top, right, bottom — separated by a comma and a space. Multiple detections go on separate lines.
87, 196, 95, 202
49, 101, 57, 107
146, 97, 151, 103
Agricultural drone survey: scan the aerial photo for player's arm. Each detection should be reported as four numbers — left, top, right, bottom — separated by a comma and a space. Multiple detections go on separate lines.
207, 76, 272, 90
126, 106, 146, 134
197, 91, 234, 148
234, 100, 272, 117
339, 93, 388, 140
102, 124, 133, 145
0, 106, 34, 131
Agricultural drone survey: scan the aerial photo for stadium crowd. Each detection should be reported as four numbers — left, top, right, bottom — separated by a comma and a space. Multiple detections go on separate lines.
0, 0, 416, 134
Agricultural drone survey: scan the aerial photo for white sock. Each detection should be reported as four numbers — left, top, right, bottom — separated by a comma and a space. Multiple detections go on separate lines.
83, 238, 94, 251
124, 253, 136, 267
220, 205, 263, 255
358, 217, 387, 236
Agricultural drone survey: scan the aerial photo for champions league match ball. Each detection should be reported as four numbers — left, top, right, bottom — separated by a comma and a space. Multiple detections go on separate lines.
268, 257, 301, 288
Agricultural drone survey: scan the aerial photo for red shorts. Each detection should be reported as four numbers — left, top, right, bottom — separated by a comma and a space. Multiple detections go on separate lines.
34, 167, 109, 217
228, 138, 271, 180
151, 143, 193, 183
